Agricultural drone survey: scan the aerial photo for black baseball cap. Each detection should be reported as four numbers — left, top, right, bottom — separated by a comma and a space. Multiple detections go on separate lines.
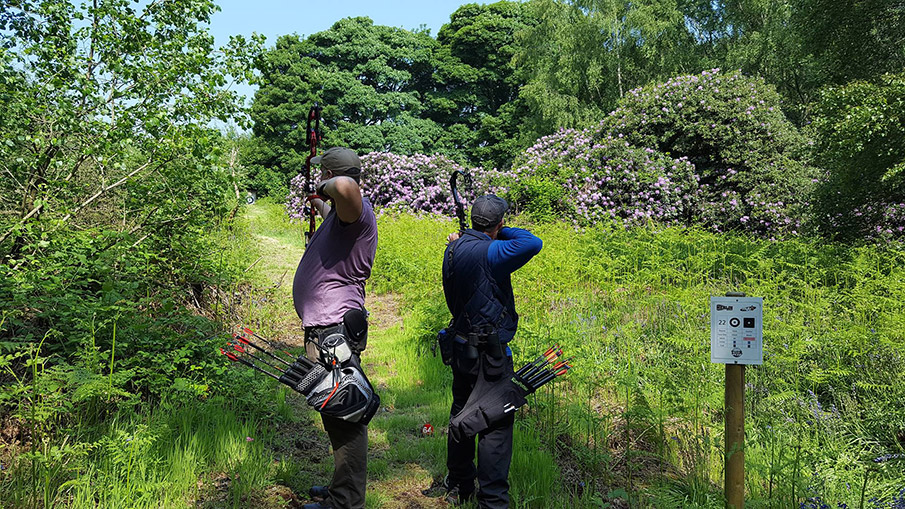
311, 147, 361, 175
471, 194, 509, 229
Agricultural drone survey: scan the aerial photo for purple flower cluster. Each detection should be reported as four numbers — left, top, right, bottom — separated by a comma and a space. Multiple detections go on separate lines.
869, 489, 905, 509
600, 68, 814, 235
286, 172, 315, 222
285, 152, 510, 220
512, 126, 697, 227
359, 152, 510, 215
817, 199, 905, 240
798, 389, 839, 426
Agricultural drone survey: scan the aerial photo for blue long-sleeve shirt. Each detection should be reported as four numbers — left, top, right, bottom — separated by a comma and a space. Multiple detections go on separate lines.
449, 227, 541, 351
486, 227, 543, 279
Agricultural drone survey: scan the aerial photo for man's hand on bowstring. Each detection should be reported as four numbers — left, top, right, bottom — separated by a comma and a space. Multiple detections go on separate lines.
307, 178, 330, 218
447, 232, 461, 244
315, 175, 364, 224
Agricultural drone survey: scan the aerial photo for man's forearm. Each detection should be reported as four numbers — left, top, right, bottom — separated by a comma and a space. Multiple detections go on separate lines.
489, 227, 543, 274
311, 197, 331, 219
317, 176, 363, 224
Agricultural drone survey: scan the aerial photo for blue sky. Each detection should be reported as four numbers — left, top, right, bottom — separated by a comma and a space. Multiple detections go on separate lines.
209, 0, 474, 104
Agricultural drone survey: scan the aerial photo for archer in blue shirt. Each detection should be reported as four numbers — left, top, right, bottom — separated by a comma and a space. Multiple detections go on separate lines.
437, 194, 542, 509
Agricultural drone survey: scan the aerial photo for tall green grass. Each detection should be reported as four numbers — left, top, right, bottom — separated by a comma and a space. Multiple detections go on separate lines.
373, 214, 905, 507
9, 202, 900, 507
0, 203, 303, 508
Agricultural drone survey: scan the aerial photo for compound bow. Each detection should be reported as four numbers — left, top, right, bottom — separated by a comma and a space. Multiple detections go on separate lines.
302, 103, 323, 245
449, 170, 471, 233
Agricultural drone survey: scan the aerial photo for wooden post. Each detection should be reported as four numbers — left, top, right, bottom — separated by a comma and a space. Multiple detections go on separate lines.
725, 363, 745, 509
724, 291, 746, 509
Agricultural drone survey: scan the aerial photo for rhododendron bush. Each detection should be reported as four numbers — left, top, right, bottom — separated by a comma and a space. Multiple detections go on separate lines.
287, 152, 510, 221
287, 70, 816, 237
601, 69, 816, 235
509, 128, 698, 226
508, 69, 816, 234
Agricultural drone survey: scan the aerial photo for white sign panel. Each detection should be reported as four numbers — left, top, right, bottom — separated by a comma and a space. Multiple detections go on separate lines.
710, 296, 763, 365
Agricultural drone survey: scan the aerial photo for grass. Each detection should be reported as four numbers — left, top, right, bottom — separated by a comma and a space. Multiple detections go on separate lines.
372, 213, 905, 507
4, 199, 903, 507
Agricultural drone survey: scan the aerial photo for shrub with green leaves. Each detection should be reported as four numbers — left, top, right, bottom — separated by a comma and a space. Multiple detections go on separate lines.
811, 72, 905, 240
0, 0, 259, 423
287, 152, 511, 220
601, 69, 816, 235
508, 127, 698, 225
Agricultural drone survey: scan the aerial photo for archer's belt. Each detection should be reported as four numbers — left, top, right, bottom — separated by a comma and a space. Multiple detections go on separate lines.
452, 330, 508, 359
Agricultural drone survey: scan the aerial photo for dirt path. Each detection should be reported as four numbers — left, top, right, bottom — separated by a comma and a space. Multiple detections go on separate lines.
245, 205, 451, 508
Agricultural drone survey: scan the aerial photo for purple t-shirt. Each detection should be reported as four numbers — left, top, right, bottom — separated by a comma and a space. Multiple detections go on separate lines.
292, 198, 378, 327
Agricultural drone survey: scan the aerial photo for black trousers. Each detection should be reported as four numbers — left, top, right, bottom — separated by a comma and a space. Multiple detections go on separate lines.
322, 413, 368, 509
306, 327, 368, 509
447, 343, 514, 509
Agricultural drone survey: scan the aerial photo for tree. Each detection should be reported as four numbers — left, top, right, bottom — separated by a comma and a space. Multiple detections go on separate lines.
716, 0, 820, 124
428, 1, 538, 168
812, 73, 905, 240
795, 0, 905, 85
0, 0, 259, 253
514, 0, 699, 140
246, 18, 455, 196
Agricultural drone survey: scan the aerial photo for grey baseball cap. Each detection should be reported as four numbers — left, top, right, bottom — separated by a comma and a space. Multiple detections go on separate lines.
471, 194, 509, 229
311, 147, 361, 175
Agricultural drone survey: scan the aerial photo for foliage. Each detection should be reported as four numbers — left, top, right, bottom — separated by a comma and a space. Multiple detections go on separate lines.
246, 5, 542, 195
507, 127, 698, 225
514, 0, 699, 141
600, 69, 816, 235
683, 0, 821, 125
429, 1, 538, 168
285, 152, 510, 220
0, 0, 260, 245
373, 213, 905, 506
795, 0, 905, 86
245, 18, 457, 197
0, 0, 260, 436
811, 73, 905, 240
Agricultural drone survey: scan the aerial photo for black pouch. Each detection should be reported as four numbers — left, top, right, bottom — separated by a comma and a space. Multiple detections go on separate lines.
449, 358, 523, 442
436, 328, 454, 365
343, 308, 368, 354
481, 351, 512, 381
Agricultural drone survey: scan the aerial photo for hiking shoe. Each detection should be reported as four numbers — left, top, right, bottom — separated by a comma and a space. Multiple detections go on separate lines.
444, 486, 475, 506
308, 485, 330, 499
421, 477, 449, 497
302, 502, 332, 509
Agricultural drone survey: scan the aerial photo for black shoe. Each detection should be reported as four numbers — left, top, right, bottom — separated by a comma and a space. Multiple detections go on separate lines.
421, 476, 449, 497
444, 486, 475, 506
302, 502, 332, 509
308, 485, 330, 499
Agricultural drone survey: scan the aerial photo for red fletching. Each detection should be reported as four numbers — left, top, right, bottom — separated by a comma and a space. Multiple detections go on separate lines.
320, 382, 340, 410
552, 357, 573, 370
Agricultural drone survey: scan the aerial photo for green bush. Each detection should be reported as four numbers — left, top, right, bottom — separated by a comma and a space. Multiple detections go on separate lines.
601, 69, 816, 235
811, 72, 905, 240
507, 127, 697, 226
